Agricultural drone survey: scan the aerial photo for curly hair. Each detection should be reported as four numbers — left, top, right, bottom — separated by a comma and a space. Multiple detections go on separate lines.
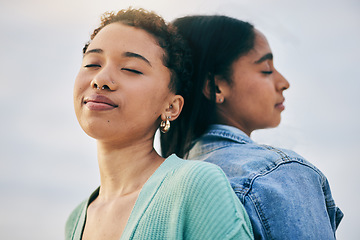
83, 8, 192, 96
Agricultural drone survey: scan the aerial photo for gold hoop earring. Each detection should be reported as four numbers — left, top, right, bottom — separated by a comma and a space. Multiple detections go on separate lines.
160, 117, 171, 133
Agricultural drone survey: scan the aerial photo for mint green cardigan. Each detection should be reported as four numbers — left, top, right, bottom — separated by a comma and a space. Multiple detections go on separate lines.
65, 154, 254, 239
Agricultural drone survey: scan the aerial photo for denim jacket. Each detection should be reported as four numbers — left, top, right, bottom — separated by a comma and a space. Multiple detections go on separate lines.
188, 124, 343, 240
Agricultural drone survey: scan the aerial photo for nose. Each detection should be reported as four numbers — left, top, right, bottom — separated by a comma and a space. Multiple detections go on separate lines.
90, 66, 118, 91
275, 70, 290, 92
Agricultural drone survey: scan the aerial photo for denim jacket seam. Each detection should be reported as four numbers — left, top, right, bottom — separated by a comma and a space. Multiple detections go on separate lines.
199, 141, 325, 197
231, 158, 295, 199
206, 130, 251, 144
326, 201, 337, 209
202, 137, 323, 177
323, 182, 337, 209
191, 141, 244, 158
260, 144, 292, 161
318, 173, 335, 209
233, 157, 326, 205
246, 192, 274, 240
225, 151, 323, 199
230, 160, 292, 198
260, 144, 325, 180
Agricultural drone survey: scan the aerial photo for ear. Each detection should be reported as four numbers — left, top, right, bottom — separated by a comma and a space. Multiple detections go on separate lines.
202, 75, 229, 104
161, 95, 184, 121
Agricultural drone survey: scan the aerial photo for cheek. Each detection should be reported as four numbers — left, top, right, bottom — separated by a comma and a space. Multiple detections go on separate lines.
124, 84, 167, 117
143, 78, 170, 100
73, 73, 88, 98
247, 81, 273, 103
73, 74, 89, 117
234, 85, 272, 119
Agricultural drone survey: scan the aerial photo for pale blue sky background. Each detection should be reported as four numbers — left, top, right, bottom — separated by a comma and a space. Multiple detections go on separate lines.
0, 0, 359, 239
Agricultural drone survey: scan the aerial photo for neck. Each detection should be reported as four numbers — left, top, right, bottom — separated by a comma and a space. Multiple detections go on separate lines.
96, 138, 164, 200
215, 110, 253, 137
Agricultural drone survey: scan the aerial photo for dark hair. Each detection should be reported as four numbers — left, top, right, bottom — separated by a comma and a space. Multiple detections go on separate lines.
83, 8, 192, 95
161, 15, 255, 158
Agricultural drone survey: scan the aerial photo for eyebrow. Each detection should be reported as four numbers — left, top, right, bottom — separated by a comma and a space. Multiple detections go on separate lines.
83, 48, 103, 57
83, 49, 152, 67
123, 52, 152, 67
254, 53, 273, 64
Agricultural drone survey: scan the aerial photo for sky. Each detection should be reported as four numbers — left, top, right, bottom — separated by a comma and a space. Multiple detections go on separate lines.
0, 0, 359, 239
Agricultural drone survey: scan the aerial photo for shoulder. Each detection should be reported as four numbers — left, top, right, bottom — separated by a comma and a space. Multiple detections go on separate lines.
260, 145, 326, 179
165, 155, 240, 207
166, 156, 254, 239
169, 155, 231, 188
198, 140, 325, 179
193, 141, 328, 197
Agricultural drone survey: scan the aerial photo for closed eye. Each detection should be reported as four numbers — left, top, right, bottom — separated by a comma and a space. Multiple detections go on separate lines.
121, 68, 143, 75
84, 64, 101, 68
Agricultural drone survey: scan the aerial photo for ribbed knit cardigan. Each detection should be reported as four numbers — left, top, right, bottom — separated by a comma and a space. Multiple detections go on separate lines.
65, 154, 254, 240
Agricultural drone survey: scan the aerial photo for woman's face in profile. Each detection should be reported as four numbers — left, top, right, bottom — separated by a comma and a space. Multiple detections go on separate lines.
218, 30, 290, 135
73, 23, 174, 142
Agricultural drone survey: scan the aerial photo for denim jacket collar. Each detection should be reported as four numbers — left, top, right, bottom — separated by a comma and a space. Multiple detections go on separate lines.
189, 124, 254, 158
205, 124, 254, 144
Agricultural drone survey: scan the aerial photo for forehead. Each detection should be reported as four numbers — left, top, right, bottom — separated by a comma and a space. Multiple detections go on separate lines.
248, 29, 272, 60
231, 30, 272, 70
87, 22, 165, 65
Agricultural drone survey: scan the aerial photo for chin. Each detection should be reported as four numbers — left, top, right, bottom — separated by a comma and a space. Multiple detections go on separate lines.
272, 119, 281, 128
264, 117, 281, 129
78, 120, 111, 140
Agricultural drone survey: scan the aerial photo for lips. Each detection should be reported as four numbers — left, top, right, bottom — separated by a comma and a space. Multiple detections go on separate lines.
84, 94, 118, 110
275, 98, 285, 111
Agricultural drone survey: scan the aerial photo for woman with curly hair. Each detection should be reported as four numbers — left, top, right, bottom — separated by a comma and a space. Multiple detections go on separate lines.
65, 8, 254, 240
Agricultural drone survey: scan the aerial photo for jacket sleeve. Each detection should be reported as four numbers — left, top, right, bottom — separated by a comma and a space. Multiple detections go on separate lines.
241, 162, 342, 240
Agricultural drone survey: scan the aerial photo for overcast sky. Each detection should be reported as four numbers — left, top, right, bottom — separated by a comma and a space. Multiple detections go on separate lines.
0, 0, 359, 239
